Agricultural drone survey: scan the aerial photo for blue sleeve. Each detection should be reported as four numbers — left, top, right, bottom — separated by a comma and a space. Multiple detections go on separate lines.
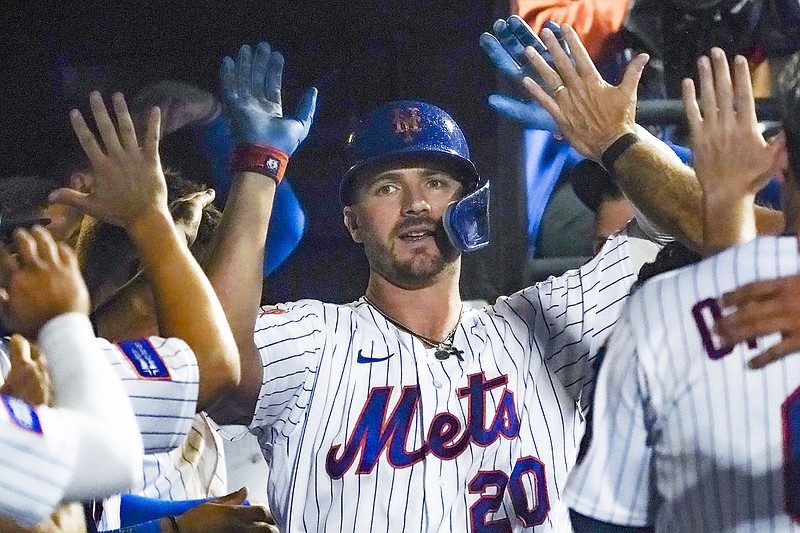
107, 520, 161, 533
119, 494, 211, 527
662, 139, 692, 165
192, 114, 306, 276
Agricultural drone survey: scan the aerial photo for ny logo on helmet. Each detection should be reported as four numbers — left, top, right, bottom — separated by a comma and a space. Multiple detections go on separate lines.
391, 107, 422, 142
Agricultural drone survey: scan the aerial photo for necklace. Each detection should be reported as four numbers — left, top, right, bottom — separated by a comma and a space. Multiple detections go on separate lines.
363, 296, 464, 361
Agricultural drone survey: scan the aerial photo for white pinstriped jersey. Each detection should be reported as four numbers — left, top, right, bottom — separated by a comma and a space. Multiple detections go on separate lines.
0, 334, 204, 529
247, 223, 660, 532
94, 338, 226, 531
96, 336, 199, 453
0, 396, 80, 527
564, 235, 800, 532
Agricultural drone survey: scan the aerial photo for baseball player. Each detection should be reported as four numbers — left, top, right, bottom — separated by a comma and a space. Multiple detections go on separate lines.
563, 50, 797, 531
45, 91, 249, 531
193, 34, 762, 531
0, 226, 143, 529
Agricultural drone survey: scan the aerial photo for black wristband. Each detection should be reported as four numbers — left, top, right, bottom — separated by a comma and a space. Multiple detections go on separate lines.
601, 132, 639, 175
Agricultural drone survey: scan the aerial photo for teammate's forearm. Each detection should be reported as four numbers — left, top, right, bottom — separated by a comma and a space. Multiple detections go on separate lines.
613, 132, 704, 250
701, 191, 757, 254
202, 172, 276, 422
127, 209, 240, 410
613, 132, 784, 254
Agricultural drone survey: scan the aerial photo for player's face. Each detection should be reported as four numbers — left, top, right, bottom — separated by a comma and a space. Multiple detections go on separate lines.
344, 165, 463, 289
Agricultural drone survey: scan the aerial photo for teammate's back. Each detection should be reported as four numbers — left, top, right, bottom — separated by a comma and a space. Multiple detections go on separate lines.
567, 235, 800, 531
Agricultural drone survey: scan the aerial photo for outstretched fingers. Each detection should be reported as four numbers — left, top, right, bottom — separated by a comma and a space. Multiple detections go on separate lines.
697, 55, 718, 127
251, 42, 272, 100
508, 15, 547, 55
236, 45, 253, 99
539, 28, 577, 88
493, 19, 527, 70
47, 187, 89, 211
220, 55, 237, 106
523, 46, 562, 95
12, 229, 41, 270
558, 24, 596, 79
29, 226, 58, 266
294, 87, 318, 131
520, 67, 563, 125
88, 91, 124, 157
682, 77, 702, 133
143, 106, 162, 161
710, 48, 734, 125
619, 53, 649, 97
112, 92, 139, 151
733, 54, 757, 126
69, 109, 104, 167
480, 32, 521, 78
264, 50, 285, 108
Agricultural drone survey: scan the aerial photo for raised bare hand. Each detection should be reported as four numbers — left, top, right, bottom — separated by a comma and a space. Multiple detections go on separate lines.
48, 92, 169, 237
683, 50, 784, 209
519, 23, 649, 160
0, 335, 52, 406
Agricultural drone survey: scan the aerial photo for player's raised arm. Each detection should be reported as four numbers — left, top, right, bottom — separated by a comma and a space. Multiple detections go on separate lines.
48, 92, 239, 411
0, 227, 143, 527
500, 21, 783, 253
682, 49, 785, 253
713, 55, 800, 369
201, 42, 316, 425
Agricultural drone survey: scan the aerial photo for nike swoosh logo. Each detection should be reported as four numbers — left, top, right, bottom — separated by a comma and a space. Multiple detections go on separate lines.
357, 350, 394, 364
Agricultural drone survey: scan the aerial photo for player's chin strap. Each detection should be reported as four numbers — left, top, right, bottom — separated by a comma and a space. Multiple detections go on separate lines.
443, 180, 490, 252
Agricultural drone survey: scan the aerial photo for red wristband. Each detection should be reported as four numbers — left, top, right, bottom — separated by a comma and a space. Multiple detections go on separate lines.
229, 143, 289, 184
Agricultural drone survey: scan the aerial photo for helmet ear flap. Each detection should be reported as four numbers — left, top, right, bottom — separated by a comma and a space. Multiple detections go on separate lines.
443, 180, 490, 252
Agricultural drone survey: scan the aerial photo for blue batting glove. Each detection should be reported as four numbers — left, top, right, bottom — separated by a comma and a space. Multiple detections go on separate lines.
220, 42, 317, 155
487, 94, 559, 132
479, 16, 571, 84
480, 17, 571, 131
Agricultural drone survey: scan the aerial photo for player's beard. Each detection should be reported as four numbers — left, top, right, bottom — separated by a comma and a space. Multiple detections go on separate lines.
363, 216, 461, 290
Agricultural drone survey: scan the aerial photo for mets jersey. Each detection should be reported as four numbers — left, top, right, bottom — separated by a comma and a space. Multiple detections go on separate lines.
247, 222, 660, 532
0, 395, 80, 527
564, 235, 800, 532
93, 337, 226, 531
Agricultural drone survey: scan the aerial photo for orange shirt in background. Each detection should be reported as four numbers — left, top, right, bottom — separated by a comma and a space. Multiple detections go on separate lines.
517, 0, 630, 62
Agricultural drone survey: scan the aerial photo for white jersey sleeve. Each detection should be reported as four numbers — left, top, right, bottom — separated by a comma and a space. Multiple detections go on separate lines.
493, 221, 661, 409
248, 301, 327, 435
0, 313, 148, 528
96, 336, 199, 453
0, 396, 79, 527
562, 302, 657, 527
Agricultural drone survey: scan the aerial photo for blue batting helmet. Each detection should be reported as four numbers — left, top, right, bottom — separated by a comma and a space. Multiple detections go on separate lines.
341, 100, 490, 252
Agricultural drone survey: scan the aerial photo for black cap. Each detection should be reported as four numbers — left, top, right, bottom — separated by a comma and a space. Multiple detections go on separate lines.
0, 211, 51, 244
570, 159, 623, 213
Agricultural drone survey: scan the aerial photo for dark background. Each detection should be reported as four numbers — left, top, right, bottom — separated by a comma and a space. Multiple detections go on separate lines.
2, 0, 529, 303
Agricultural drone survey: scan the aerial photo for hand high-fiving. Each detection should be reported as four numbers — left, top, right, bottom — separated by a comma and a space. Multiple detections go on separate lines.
220, 42, 317, 156
48, 92, 170, 237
